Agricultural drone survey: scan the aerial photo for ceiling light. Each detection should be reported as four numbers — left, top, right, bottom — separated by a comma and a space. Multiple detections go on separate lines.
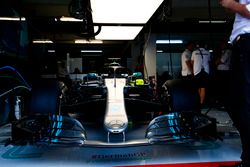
62, 1, 164, 24
91, 0, 164, 24
60, 1, 163, 40
32, 40, 53, 43
157, 50, 163, 53
94, 26, 143, 40
48, 50, 55, 53
81, 50, 102, 53
156, 40, 183, 44
75, 39, 103, 44
60, 16, 82, 22
199, 20, 226, 24
0, 17, 26, 21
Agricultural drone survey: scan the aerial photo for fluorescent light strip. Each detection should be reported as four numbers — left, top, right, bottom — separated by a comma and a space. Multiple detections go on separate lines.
60, 16, 82, 22
108, 58, 121, 60
157, 50, 163, 53
94, 26, 143, 40
91, 0, 164, 24
81, 50, 103, 53
48, 50, 55, 53
82, 55, 102, 57
0, 17, 26, 21
199, 20, 227, 24
75, 39, 103, 44
156, 40, 183, 44
33, 40, 53, 43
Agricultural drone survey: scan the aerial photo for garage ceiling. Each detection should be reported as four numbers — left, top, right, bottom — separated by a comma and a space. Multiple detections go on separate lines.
1, 0, 234, 59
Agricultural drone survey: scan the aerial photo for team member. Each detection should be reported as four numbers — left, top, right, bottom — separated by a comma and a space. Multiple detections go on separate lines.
220, 0, 250, 166
191, 42, 211, 105
181, 42, 195, 78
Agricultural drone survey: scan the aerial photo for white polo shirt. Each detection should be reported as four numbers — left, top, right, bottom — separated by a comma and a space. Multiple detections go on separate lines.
181, 49, 192, 76
217, 49, 232, 71
230, 0, 250, 43
191, 48, 211, 76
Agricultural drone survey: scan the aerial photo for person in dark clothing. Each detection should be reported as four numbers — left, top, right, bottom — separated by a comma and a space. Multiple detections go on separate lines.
220, 0, 250, 166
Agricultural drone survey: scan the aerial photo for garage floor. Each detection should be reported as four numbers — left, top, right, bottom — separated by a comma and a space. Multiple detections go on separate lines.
0, 108, 242, 167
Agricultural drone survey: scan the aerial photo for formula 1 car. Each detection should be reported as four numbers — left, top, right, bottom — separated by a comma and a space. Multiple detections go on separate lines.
0, 65, 218, 147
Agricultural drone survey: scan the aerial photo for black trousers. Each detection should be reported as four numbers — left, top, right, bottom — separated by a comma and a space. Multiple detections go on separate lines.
229, 33, 250, 163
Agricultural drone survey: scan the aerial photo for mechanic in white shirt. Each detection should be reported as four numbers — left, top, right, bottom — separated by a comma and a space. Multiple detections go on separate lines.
216, 42, 232, 71
191, 42, 211, 105
181, 42, 195, 78
220, 0, 250, 166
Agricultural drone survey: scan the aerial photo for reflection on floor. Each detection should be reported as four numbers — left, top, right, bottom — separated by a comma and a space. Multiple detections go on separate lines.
0, 108, 242, 167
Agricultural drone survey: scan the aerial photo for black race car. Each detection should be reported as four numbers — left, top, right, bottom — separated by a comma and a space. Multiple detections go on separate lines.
0, 65, 218, 146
